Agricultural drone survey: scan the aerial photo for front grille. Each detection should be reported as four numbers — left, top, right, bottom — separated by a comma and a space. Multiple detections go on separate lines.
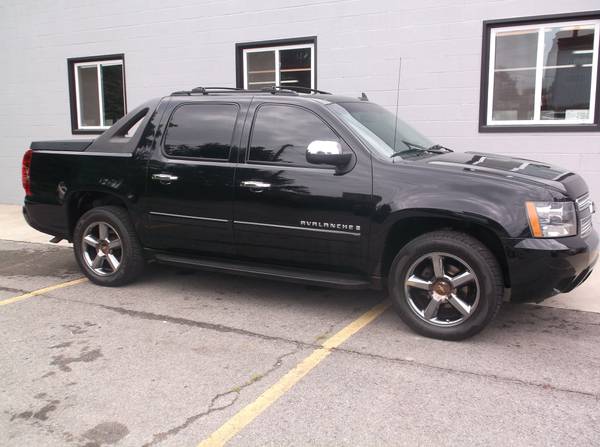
576, 193, 594, 237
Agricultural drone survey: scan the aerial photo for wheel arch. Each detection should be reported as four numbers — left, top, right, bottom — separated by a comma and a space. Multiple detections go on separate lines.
66, 190, 131, 240
376, 210, 511, 288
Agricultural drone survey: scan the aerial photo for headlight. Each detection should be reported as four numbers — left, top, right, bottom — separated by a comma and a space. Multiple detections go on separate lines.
526, 201, 577, 238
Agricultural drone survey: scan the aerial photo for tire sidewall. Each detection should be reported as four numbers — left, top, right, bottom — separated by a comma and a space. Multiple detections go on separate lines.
73, 207, 137, 286
389, 235, 500, 340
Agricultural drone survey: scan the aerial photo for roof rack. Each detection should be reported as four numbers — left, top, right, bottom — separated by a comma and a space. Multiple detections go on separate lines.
260, 86, 299, 96
191, 87, 242, 94
170, 85, 331, 97
265, 85, 332, 95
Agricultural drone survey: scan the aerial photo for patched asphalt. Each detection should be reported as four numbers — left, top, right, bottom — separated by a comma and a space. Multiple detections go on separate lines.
0, 240, 599, 446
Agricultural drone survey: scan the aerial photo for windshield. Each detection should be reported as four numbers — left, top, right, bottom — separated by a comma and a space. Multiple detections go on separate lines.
328, 102, 437, 159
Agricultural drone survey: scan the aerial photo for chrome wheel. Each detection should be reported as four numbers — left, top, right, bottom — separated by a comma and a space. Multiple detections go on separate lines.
81, 222, 123, 276
404, 252, 480, 327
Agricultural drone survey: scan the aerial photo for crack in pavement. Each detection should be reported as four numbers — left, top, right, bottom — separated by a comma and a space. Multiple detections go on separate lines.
332, 346, 600, 399
45, 295, 600, 400
0, 285, 29, 294
97, 303, 306, 347
141, 344, 304, 446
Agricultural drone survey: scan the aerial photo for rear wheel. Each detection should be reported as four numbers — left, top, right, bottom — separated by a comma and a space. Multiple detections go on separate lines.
388, 231, 503, 340
73, 206, 144, 286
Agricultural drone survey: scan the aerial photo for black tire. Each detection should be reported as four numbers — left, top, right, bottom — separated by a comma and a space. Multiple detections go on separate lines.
73, 206, 145, 286
388, 230, 503, 341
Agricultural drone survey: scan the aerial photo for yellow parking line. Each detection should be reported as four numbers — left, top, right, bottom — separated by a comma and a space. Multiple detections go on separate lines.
0, 278, 88, 307
198, 300, 390, 447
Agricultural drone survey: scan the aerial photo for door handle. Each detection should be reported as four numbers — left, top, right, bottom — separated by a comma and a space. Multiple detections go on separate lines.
241, 181, 271, 190
152, 173, 179, 184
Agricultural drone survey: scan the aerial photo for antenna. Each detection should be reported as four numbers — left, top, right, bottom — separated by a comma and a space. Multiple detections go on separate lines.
392, 57, 402, 152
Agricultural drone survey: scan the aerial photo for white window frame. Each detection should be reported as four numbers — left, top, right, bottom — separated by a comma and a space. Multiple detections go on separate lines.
74, 59, 125, 130
242, 43, 315, 90
486, 19, 600, 126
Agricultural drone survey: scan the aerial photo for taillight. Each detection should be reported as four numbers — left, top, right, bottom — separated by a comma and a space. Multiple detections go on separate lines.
22, 149, 33, 196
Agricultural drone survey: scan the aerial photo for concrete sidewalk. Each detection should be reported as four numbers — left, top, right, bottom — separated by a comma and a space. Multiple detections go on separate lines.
1, 203, 598, 313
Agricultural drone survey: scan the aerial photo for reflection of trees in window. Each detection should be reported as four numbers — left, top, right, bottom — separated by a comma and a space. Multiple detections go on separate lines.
492, 71, 535, 120
163, 104, 238, 160
248, 105, 339, 167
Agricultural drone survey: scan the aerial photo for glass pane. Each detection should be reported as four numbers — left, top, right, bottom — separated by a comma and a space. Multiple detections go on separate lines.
541, 26, 595, 121
491, 31, 538, 121
246, 51, 275, 88
101, 64, 125, 126
279, 47, 311, 89
164, 104, 238, 159
249, 105, 339, 167
77, 66, 100, 127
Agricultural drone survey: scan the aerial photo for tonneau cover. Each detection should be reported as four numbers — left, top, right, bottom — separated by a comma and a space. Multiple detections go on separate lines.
30, 140, 94, 151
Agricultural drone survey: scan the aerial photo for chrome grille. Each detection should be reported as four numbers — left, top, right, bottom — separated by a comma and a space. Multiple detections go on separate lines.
576, 193, 594, 237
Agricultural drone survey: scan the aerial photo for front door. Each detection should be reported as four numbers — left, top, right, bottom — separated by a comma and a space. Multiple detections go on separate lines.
233, 102, 373, 274
143, 99, 243, 256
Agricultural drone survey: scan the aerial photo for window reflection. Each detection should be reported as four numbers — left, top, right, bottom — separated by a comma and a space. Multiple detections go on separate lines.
541, 26, 595, 120
249, 105, 339, 167
492, 31, 538, 121
164, 104, 238, 159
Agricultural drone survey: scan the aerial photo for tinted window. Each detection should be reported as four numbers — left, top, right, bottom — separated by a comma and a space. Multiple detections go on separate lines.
249, 105, 339, 166
164, 104, 238, 159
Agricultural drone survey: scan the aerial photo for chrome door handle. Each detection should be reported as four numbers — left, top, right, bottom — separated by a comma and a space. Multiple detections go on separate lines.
241, 181, 271, 189
152, 173, 179, 184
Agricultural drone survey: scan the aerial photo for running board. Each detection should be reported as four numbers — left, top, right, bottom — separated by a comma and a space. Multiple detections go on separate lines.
153, 253, 371, 289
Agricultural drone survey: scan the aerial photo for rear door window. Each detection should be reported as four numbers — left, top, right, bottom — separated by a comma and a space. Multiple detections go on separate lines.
248, 104, 340, 167
164, 103, 238, 160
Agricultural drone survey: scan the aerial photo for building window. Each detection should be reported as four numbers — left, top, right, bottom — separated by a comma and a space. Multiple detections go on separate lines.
68, 54, 126, 134
480, 12, 600, 132
236, 37, 316, 91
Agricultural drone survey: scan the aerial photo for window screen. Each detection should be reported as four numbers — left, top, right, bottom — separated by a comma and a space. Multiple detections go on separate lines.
164, 104, 238, 159
248, 105, 339, 167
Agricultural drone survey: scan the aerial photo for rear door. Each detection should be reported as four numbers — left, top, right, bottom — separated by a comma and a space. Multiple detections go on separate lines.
233, 100, 373, 274
142, 97, 246, 256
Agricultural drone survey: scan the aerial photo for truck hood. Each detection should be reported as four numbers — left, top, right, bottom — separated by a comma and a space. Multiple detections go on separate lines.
420, 151, 588, 199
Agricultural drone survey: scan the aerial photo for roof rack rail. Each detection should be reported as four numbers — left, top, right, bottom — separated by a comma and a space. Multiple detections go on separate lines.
190, 86, 243, 94
277, 85, 332, 95
260, 86, 299, 96
169, 85, 330, 97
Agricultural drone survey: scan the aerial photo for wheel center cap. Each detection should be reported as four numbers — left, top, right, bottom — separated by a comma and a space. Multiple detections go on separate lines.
432, 279, 452, 296
99, 241, 110, 255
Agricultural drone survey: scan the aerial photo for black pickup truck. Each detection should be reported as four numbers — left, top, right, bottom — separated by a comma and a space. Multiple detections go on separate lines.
22, 86, 598, 340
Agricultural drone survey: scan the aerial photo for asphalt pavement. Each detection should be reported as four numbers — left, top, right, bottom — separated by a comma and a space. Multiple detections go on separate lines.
1, 239, 599, 446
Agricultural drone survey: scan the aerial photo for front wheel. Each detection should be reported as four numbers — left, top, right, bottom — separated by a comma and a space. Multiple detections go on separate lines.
73, 206, 145, 286
388, 231, 504, 340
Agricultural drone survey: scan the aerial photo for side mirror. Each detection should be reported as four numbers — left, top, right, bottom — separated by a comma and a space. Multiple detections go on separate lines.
306, 140, 352, 166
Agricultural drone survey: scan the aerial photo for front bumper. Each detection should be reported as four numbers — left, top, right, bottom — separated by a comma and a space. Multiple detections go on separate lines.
506, 229, 598, 302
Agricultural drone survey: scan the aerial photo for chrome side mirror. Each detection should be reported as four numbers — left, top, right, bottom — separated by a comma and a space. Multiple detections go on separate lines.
306, 140, 352, 166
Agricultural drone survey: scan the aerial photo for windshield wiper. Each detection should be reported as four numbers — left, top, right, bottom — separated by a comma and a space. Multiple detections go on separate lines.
426, 144, 453, 153
390, 141, 452, 159
389, 149, 425, 158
